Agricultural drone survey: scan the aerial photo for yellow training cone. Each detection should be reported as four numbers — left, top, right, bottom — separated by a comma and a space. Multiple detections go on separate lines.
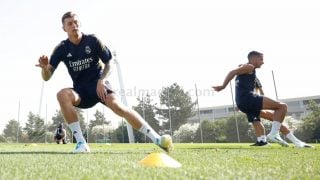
139, 152, 182, 168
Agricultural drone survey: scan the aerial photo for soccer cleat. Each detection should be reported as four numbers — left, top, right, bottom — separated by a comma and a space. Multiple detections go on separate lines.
157, 134, 174, 153
250, 141, 270, 146
250, 141, 260, 146
73, 142, 90, 153
295, 142, 315, 148
267, 133, 289, 147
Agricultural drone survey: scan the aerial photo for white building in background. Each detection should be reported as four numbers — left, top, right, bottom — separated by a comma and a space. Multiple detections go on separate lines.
188, 95, 320, 123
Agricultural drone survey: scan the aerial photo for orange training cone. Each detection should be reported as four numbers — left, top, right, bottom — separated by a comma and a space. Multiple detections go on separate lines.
139, 152, 182, 168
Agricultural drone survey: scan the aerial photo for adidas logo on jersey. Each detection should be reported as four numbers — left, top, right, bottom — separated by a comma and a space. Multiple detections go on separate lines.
67, 53, 72, 57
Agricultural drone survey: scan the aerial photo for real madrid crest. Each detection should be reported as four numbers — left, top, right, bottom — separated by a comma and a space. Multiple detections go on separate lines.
85, 46, 91, 54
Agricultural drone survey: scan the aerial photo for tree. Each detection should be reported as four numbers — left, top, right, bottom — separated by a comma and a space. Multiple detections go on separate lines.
295, 100, 320, 142
49, 110, 65, 132
88, 110, 110, 142
112, 122, 129, 143
49, 109, 87, 131
3, 119, 22, 142
195, 113, 253, 143
134, 94, 160, 132
111, 121, 147, 143
173, 123, 199, 143
133, 94, 160, 142
283, 116, 301, 132
194, 120, 227, 143
91, 125, 114, 143
158, 83, 195, 132
23, 112, 45, 142
224, 113, 252, 143
0, 135, 6, 142
88, 110, 110, 129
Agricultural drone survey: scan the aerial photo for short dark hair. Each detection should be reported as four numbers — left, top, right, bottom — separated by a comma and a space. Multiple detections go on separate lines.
247, 51, 263, 60
61, 11, 77, 24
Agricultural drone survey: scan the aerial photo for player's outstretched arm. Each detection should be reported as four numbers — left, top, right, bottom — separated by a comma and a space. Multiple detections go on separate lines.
212, 64, 254, 92
35, 55, 53, 81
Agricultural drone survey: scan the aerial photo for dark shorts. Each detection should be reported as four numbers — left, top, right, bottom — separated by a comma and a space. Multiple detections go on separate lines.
73, 80, 114, 109
55, 134, 65, 140
236, 94, 263, 123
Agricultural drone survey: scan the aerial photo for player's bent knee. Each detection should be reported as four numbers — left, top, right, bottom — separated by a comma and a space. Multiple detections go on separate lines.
279, 103, 288, 113
57, 89, 72, 103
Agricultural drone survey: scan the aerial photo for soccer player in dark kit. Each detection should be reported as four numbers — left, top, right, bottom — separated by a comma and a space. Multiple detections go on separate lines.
36, 12, 173, 153
54, 123, 67, 144
213, 51, 313, 148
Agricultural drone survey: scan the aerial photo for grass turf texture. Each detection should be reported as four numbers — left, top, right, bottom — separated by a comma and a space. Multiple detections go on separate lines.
0, 143, 319, 179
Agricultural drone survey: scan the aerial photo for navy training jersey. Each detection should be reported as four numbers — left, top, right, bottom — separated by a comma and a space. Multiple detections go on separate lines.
235, 69, 256, 99
49, 34, 112, 86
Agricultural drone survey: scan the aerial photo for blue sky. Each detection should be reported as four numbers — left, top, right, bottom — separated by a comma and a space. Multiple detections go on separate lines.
1, 0, 320, 131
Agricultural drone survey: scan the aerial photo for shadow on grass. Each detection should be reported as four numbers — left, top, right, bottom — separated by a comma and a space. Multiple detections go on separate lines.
0, 150, 152, 155
178, 146, 277, 150
0, 151, 76, 155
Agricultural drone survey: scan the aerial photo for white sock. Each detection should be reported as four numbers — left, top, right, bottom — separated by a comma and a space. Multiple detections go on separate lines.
257, 136, 262, 142
258, 136, 266, 142
260, 135, 267, 142
269, 121, 282, 135
139, 123, 161, 144
286, 132, 301, 144
68, 121, 86, 143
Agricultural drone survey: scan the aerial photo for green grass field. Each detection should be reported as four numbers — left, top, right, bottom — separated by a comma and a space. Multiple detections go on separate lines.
0, 143, 319, 179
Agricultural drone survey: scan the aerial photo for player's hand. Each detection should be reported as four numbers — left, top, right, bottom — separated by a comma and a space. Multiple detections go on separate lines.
97, 79, 107, 102
212, 85, 225, 92
36, 55, 49, 68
